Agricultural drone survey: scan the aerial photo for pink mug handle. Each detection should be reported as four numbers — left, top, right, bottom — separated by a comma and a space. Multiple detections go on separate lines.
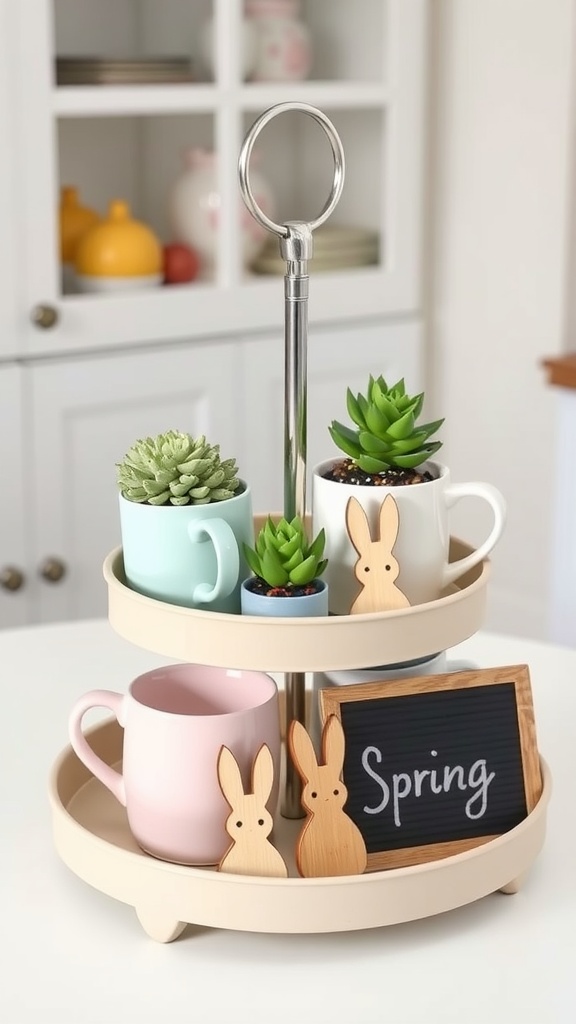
68, 690, 127, 805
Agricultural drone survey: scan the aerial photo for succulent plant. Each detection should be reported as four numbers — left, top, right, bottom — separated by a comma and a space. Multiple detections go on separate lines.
243, 516, 327, 588
117, 430, 240, 506
329, 375, 444, 472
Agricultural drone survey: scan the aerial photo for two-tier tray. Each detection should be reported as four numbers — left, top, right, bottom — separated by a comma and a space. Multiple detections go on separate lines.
49, 104, 549, 942
46, 538, 551, 942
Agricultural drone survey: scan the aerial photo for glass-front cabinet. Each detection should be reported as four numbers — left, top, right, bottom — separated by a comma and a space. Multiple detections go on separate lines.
0, 0, 428, 627
6, 0, 428, 358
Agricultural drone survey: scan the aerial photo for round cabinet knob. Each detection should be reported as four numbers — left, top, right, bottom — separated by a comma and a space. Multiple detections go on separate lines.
0, 566, 25, 591
39, 557, 67, 583
31, 304, 59, 329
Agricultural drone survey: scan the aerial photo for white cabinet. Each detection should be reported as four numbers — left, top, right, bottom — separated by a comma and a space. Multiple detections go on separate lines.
0, 2, 18, 361
0, 367, 27, 628
0, 0, 428, 625
6, 0, 428, 358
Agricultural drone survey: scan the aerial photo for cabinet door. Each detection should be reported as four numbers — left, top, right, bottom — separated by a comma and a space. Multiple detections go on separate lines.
0, 367, 29, 627
0, 2, 19, 359
241, 319, 424, 514
11, 0, 428, 358
26, 340, 242, 623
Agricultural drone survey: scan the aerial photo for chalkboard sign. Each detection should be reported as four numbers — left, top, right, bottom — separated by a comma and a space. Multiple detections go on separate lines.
319, 665, 542, 871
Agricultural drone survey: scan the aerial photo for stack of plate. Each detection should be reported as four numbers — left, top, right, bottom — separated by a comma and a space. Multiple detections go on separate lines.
251, 225, 380, 275
56, 57, 196, 86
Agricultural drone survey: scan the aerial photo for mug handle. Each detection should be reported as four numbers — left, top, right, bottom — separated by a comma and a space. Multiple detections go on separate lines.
187, 517, 239, 603
442, 482, 507, 589
68, 690, 127, 805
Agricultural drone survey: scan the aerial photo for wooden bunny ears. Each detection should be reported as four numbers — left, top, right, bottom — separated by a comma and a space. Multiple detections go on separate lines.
289, 716, 367, 878
217, 744, 288, 878
217, 719, 368, 880
345, 494, 410, 613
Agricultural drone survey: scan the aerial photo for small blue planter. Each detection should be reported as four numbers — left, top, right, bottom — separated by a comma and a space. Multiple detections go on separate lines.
240, 578, 329, 618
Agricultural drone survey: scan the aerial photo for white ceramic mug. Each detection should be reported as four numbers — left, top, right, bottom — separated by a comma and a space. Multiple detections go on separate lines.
312, 460, 506, 615
311, 652, 478, 744
68, 663, 281, 865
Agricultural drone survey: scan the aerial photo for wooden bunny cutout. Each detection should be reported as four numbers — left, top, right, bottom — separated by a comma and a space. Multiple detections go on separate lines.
346, 494, 410, 613
217, 744, 288, 878
289, 716, 367, 878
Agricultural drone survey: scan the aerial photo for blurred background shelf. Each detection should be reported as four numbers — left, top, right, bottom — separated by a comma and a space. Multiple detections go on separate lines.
53, 83, 219, 117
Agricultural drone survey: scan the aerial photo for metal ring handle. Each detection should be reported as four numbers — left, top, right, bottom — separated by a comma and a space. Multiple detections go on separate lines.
238, 102, 345, 238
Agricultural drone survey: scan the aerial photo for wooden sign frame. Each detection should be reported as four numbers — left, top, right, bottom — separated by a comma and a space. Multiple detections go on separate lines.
319, 665, 542, 871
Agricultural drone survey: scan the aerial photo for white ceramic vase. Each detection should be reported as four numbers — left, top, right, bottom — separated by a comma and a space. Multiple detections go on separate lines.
198, 13, 257, 81
246, 0, 312, 81
170, 148, 276, 275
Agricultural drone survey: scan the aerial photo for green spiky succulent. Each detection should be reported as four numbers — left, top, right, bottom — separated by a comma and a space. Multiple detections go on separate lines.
329, 375, 444, 472
243, 516, 328, 588
117, 430, 240, 506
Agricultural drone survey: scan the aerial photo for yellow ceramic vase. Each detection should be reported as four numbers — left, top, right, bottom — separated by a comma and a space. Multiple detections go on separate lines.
74, 199, 162, 292
59, 186, 99, 265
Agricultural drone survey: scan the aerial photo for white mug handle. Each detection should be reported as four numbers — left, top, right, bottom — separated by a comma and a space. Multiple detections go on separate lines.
68, 690, 127, 805
442, 482, 507, 589
187, 517, 240, 603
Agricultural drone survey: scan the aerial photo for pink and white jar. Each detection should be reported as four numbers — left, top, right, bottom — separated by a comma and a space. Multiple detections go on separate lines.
198, 11, 257, 81
170, 148, 276, 276
245, 0, 312, 82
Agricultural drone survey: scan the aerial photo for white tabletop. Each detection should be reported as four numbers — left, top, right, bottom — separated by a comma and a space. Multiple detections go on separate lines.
1, 619, 575, 1024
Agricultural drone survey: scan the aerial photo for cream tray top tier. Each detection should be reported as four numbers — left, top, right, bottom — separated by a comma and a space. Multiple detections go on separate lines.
103, 534, 490, 673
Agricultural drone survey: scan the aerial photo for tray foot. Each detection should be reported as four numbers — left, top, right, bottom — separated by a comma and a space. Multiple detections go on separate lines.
135, 906, 187, 943
499, 870, 528, 895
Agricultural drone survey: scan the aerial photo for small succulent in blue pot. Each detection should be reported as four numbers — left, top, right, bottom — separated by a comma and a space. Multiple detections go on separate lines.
241, 516, 328, 618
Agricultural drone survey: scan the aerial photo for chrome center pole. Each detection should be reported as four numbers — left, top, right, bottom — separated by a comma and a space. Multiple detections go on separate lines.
280, 221, 311, 817
281, 221, 312, 523
239, 102, 345, 818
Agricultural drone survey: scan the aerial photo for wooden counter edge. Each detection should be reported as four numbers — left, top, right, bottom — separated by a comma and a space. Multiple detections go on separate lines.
542, 353, 576, 390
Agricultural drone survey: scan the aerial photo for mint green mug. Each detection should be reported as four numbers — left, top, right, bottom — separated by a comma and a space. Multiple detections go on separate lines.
119, 483, 253, 613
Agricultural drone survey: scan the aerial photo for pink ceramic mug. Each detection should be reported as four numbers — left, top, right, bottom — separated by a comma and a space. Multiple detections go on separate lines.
68, 664, 281, 865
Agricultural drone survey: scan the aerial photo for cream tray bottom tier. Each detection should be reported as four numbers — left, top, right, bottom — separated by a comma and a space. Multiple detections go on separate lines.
50, 719, 551, 943
69, 533, 547, 943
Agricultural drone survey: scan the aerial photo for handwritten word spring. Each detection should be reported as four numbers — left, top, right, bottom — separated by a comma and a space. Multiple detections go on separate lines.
361, 748, 496, 826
